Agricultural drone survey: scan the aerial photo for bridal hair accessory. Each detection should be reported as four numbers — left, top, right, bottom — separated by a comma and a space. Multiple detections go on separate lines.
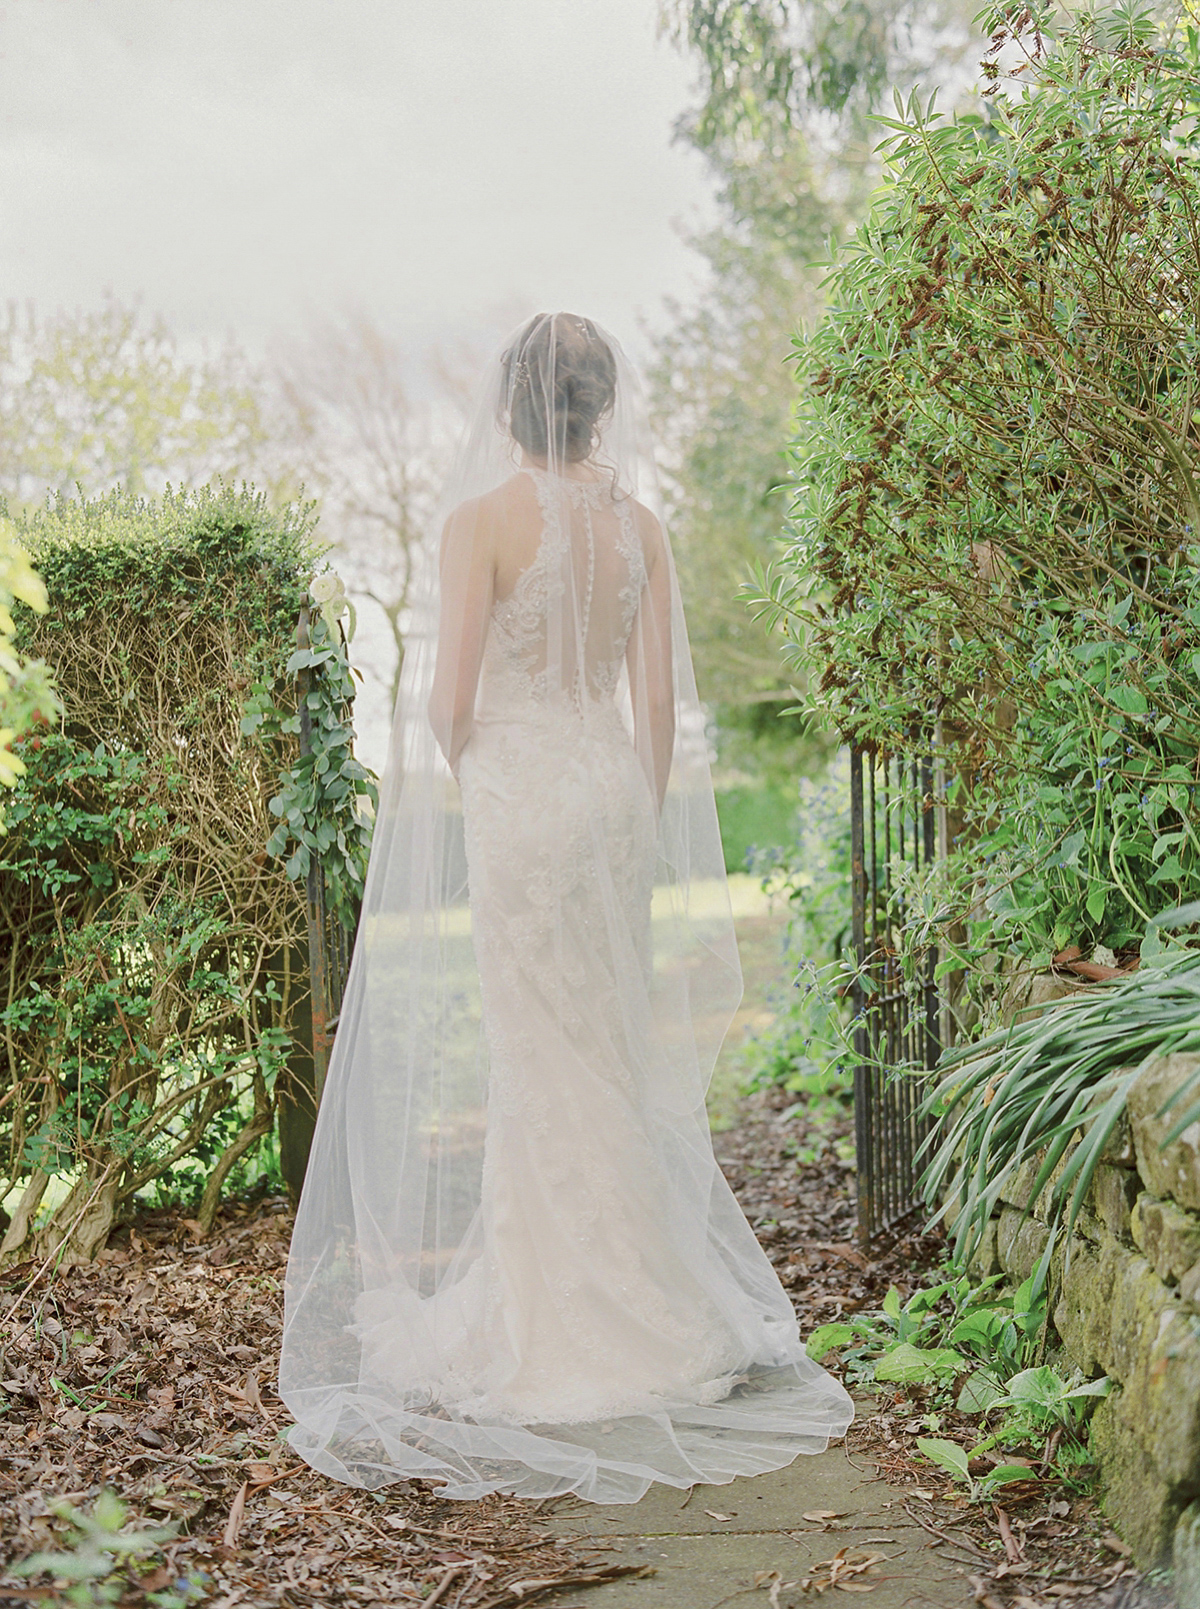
278, 311, 855, 1504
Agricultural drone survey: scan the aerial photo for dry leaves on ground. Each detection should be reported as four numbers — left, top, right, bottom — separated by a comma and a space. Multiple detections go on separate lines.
0, 1083, 1180, 1609
0, 1198, 646, 1607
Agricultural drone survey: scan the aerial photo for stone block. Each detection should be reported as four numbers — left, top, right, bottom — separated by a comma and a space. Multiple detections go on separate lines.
1089, 1390, 1183, 1568
967, 1216, 1001, 1279
1106, 1248, 1174, 1384
999, 1125, 1136, 1221
1089, 1165, 1139, 1241
999, 1154, 1045, 1213
1117, 1306, 1200, 1489
996, 1204, 1051, 1284
1128, 1053, 1200, 1212
1131, 1192, 1200, 1287
1174, 1503, 1200, 1609
1054, 1234, 1120, 1377
1096, 1106, 1138, 1169
1182, 1259, 1200, 1308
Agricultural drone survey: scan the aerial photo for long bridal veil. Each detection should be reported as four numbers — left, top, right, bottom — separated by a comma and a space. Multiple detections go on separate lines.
279, 313, 854, 1502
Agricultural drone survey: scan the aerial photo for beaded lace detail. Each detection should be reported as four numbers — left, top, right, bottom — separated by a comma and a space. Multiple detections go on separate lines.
482, 468, 647, 710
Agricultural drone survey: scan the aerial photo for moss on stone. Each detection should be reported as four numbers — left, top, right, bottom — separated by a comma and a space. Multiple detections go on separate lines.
1128, 1054, 1200, 1212
1089, 1390, 1183, 1567
1131, 1192, 1200, 1286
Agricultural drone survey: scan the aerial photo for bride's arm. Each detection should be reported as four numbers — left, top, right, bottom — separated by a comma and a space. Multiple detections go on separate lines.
627, 509, 674, 813
428, 500, 495, 776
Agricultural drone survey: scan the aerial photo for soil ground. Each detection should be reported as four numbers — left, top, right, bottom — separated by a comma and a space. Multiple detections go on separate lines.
0, 882, 1178, 1608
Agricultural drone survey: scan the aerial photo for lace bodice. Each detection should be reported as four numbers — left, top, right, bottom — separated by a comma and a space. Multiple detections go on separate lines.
480, 469, 647, 714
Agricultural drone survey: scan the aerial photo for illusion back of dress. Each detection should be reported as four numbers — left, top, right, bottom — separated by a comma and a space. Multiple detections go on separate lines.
479, 469, 646, 717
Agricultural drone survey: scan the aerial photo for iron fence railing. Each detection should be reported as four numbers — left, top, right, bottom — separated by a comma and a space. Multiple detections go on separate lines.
850, 740, 944, 1243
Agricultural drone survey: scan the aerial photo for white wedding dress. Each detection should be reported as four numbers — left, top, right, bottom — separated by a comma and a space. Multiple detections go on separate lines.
279, 317, 854, 1502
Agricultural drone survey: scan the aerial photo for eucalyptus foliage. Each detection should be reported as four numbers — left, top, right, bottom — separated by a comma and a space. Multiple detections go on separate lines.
757, 3, 1200, 971
661, 0, 971, 139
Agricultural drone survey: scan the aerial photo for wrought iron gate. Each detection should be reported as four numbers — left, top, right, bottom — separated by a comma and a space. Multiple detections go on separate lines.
850, 742, 944, 1243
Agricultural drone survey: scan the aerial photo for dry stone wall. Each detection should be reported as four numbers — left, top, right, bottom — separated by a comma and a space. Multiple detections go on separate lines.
978, 1052, 1200, 1596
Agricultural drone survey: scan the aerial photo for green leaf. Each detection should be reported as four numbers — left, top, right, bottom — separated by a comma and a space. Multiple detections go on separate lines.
996, 1365, 1065, 1406
957, 1367, 1004, 1414
981, 1464, 1036, 1490
949, 1309, 1010, 1351
874, 1343, 967, 1383
805, 1322, 858, 1360
915, 1437, 970, 1481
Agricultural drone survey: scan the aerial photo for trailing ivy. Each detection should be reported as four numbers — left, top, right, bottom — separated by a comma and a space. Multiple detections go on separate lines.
242, 594, 375, 932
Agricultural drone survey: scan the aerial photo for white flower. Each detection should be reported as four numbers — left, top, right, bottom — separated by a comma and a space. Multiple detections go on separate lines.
308, 571, 356, 642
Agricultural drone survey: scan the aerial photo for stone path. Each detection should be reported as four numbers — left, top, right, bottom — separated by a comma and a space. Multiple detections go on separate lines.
541, 1420, 975, 1607
534, 884, 975, 1608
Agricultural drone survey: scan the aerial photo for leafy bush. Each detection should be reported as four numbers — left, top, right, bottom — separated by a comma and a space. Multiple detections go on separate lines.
714, 778, 799, 873
809, 1266, 1110, 1497
757, 3, 1200, 985
0, 516, 58, 819
8, 1489, 205, 1607
0, 486, 373, 1267
738, 750, 855, 1092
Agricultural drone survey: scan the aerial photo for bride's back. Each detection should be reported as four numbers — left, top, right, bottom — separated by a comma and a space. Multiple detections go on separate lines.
479, 467, 649, 708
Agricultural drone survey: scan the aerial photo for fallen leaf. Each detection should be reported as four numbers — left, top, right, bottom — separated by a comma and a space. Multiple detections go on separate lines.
803, 1509, 847, 1522
223, 1480, 248, 1549
705, 1509, 734, 1521
1100, 1532, 1132, 1557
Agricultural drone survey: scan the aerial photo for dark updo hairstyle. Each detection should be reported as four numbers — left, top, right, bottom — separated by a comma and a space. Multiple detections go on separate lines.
501, 313, 617, 464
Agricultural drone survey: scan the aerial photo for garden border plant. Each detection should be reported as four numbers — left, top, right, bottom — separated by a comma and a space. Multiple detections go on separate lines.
752, 0, 1200, 1019
0, 485, 375, 1271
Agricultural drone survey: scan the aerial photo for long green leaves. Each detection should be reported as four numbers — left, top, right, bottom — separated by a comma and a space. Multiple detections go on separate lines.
919, 948, 1200, 1269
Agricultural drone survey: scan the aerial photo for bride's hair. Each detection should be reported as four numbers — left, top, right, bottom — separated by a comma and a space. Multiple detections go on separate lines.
501, 313, 617, 463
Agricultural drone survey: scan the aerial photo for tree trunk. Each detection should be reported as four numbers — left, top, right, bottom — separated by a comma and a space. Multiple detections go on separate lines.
29, 1169, 120, 1270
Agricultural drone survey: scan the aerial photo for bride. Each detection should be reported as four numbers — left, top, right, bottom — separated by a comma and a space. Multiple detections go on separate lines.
278, 313, 854, 1503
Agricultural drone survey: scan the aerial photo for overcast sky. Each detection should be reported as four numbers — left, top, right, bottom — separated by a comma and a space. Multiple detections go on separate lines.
0, 0, 717, 364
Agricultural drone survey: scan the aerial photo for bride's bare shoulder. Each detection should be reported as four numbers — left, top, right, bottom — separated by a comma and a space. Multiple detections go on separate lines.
443, 474, 537, 542
628, 497, 666, 567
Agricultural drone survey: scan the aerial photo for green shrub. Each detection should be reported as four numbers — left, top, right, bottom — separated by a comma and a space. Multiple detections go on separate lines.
0, 515, 58, 819
921, 939, 1200, 1270
0, 486, 373, 1266
737, 750, 855, 1092
755, 3, 1200, 987
715, 779, 798, 872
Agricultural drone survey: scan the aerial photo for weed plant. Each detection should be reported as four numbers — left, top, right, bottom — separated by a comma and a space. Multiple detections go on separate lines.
809, 1267, 1111, 1497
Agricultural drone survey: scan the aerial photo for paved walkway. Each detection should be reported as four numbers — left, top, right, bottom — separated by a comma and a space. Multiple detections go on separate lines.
542, 1418, 976, 1609
537, 888, 976, 1608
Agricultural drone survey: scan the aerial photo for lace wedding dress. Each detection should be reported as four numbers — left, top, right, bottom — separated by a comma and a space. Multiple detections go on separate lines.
279, 316, 854, 1503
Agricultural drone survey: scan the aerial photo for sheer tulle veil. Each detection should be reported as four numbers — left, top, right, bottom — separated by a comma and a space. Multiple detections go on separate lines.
278, 314, 854, 1502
